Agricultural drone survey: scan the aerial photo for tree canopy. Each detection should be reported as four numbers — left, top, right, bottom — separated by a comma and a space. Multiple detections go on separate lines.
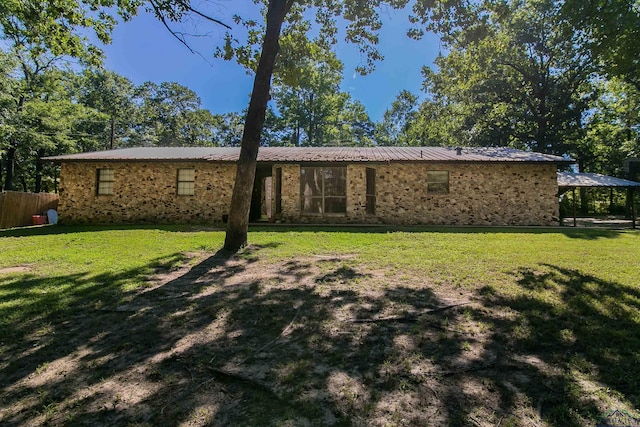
424, 0, 591, 153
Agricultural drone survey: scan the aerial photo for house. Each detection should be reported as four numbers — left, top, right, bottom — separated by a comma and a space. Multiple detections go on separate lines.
45, 146, 569, 226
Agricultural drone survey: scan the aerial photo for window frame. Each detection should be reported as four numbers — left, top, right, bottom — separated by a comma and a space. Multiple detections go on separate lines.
426, 170, 449, 194
300, 166, 347, 215
96, 168, 114, 195
176, 168, 196, 196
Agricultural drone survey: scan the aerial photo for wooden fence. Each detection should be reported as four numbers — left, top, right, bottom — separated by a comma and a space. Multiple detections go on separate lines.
0, 191, 59, 229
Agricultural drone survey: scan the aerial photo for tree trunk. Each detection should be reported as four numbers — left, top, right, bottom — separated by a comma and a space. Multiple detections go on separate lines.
4, 146, 16, 191
5, 96, 25, 192
609, 188, 614, 214
308, 92, 314, 146
223, 0, 290, 252
110, 117, 116, 149
34, 149, 45, 193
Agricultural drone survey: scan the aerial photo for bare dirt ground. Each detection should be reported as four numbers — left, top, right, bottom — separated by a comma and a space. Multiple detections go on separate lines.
0, 246, 612, 426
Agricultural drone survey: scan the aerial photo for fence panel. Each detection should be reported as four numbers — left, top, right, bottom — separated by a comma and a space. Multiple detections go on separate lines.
0, 191, 59, 229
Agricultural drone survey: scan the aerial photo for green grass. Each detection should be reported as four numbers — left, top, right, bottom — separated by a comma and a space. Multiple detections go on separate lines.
0, 225, 222, 331
2, 226, 635, 287
0, 224, 638, 426
248, 226, 639, 287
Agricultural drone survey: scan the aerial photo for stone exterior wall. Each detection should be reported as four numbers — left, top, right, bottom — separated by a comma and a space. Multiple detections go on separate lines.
274, 162, 559, 226
58, 161, 235, 224
272, 164, 300, 219
372, 162, 558, 225
58, 160, 559, 226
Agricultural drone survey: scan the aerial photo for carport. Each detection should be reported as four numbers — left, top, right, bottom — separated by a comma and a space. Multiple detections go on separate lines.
558, 172, 640, 228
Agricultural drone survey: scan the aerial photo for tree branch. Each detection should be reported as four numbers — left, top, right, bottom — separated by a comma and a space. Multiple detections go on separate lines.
148, 1, 197, 55
494, 60, 535, 83
285, 0, 297, 15
349, 302, 471, 323
175, 0, 232, 30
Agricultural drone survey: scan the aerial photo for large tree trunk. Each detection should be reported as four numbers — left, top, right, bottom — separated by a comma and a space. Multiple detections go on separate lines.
223, 0, 290, 252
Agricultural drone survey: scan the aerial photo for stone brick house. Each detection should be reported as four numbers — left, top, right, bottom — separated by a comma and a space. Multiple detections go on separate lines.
46, 146, 568, 226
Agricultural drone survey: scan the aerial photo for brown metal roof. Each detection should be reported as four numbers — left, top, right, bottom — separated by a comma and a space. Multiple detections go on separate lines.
44, 147, 222, 161
45, 146, 570, 163
558, 172, 640, 187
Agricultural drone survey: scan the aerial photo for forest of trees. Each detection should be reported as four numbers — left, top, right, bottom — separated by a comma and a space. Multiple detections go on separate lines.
1, 0, 639, 202
0, 46, 386, 193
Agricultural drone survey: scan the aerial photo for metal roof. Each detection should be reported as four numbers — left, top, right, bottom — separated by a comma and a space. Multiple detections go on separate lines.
45, 146, 569, 163
558, 172, 640, 188
44, 147, 220, 161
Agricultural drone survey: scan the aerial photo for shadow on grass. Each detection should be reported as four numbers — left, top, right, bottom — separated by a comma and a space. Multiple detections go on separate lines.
1, 223, 629, 240
469, 263, 640, 426
1, 244, 465, 425
0, 224, 226, 238
251, 224, 628, 240
1, 246, 638, 425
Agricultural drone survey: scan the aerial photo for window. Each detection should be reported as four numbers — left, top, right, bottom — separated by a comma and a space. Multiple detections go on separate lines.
300, 167, 346, 214
427, 171, 449, 193
96, 169, 114, 195
366, 168, 376, 215
177, 168, 195, 195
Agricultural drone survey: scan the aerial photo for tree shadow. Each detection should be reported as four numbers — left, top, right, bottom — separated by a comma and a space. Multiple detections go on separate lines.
2, 247, 637, 426
0, 224, 225, 238
315, 266, 371, 284
467, 263, 640, 426
1, 245, 467, 425
558, 229, 629, 240
250, 224, 626, 240
2, 224, 627, 241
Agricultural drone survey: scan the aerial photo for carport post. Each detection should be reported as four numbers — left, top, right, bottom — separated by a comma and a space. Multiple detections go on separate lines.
632, 188, 637, 229
572, 188, 577, 227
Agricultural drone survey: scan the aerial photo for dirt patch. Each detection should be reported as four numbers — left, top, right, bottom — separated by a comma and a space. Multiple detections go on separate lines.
0, 247, 620, 426
0, 265, 32, 274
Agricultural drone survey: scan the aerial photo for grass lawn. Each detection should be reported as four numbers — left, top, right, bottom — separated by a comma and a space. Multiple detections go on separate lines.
0, 225, 639, 426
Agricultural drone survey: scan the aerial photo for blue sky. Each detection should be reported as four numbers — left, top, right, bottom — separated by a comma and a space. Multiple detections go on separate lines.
101, 3, 441, 122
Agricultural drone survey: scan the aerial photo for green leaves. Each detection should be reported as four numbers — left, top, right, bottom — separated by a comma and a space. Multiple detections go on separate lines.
561, 0, 640, 90
580, 78, 640, 175
0, 0, 142, 66
216, 1, 414, 77
406, 0, 639, 175
134, 81, 217, 147
267, 48, 374, 147
413, 0, 591, 154
376, 90, 420, 146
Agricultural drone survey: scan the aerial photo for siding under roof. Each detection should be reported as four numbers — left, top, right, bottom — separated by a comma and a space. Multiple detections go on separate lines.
557, 172, 640, 188
45, 146, 569, 163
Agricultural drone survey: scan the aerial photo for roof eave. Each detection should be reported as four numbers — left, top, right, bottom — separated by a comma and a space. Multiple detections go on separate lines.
46, 157, 573, 164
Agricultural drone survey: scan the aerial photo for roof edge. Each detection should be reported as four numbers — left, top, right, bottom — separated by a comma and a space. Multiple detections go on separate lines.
43, 146, 572, 164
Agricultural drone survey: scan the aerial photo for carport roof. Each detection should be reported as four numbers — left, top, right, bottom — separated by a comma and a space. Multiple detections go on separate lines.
557, 172, 640, 188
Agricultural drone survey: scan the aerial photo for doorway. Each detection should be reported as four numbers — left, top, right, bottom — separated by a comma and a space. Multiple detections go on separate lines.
250, 165, 273, 222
